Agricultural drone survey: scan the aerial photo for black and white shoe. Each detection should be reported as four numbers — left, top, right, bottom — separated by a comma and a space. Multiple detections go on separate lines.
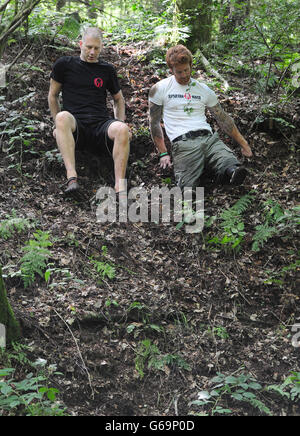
227, 166, 248, 186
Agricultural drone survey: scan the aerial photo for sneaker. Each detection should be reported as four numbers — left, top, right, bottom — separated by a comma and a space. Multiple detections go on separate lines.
64, 177, 79, 195
227, 166, 248, 186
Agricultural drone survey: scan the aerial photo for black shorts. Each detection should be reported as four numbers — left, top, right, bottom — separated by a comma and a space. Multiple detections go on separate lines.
73, 118, 117, 155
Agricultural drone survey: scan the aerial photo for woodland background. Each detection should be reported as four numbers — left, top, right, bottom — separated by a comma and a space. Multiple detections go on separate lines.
0, 0, 299, 416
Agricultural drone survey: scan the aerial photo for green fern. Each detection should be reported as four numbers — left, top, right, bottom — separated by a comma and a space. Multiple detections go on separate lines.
231, 192, 254, 215
221, 192, 253, 227
90, 246, 116, 281
248, 397, 272, 416
266, 371, 300, 402
252, 201, 299, 251
209, 192, 254, 252
20, 231, 52, 288
92, 259, 116, 280
0, 211, 33, 240
252, 224, 277, 252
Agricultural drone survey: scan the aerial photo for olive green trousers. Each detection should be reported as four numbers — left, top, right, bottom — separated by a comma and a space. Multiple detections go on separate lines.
172, 132, 240, 189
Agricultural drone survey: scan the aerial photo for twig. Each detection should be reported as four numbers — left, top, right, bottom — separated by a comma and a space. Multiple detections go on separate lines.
195, 49, 229, 90
6, 44, 30, 72
53, 308, 94, 399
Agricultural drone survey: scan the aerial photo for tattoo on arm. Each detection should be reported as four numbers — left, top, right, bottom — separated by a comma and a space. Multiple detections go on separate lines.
149, 102, 164, 140
208, 103, 236, 135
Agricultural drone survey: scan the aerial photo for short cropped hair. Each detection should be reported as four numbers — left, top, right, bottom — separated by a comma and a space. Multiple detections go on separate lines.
166, 45, 193, 69
82, 27, 103, 42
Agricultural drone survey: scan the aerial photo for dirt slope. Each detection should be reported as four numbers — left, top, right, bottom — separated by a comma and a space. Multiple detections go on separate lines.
0, 38, 299, 416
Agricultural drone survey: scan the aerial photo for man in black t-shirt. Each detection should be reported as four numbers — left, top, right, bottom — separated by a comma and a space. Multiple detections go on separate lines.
48, 27, 130, 195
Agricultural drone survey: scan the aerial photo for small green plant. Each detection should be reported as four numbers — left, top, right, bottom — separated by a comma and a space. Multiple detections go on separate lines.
91, 246, 116, 281
0, 360, 66, 416
44, 149, 64, 165
267, 371, 300, 402
0, 109, 40, 173
93, 261, 116, 280
208, 326, 229, 340
189, 370, 271, 416
127, 321, 163, 337
0, 211, 33, 240
252, 201, 299, 251
264, 258, 300, 287
0, 342, 31, 367
44, 264, 84, 290
20, 231, 52, 288
208, 192, 254, 252
126, 301, 163, 338
134, 339, 191, 379
161, 177, 172, 186
105, 299, 119, 308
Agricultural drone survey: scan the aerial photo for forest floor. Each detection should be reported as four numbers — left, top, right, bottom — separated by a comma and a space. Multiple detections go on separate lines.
0, 36, 299, 417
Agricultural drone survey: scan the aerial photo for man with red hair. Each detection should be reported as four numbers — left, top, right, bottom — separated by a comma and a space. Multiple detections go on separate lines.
149, 45, 252, 189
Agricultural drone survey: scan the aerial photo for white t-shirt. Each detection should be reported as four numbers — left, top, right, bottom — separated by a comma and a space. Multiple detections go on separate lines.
149, 75, 218, 142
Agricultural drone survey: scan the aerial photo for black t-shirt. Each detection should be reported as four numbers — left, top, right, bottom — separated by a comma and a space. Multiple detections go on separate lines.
50, 56, 121, 123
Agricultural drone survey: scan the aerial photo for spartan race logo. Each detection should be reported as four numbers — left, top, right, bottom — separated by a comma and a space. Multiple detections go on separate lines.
94, 77, 103, 88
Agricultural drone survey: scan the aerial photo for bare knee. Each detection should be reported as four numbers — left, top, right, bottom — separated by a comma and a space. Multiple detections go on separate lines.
55, 111, 76, 131
118, 123, 131, 139
110, 122, 131, 142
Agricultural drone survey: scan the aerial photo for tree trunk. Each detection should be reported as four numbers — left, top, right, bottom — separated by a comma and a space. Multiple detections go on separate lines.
177, 0, 212, 51
0, 267, 21, 347
221, 0, 250, 35
56, 0, 67, 11
0, 0, 41, 57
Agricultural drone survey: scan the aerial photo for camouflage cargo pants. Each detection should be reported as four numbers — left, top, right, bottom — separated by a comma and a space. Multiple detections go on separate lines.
172, 132, 240, 189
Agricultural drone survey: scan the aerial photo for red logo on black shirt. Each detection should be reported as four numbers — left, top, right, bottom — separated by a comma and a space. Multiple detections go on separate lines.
94, 77, 103, 88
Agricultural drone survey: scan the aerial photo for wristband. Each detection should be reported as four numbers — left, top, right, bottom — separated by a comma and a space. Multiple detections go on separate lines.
159, 152, 169, 158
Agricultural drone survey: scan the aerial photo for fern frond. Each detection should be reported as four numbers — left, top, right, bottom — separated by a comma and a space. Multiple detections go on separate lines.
248, 397, 273, 416
0, 211, 33, 240
231, 192, 254, 214
221, 193, 254, 225
210, 192, 254, 252
252, 224, 277, 251
20, 231, 52, 288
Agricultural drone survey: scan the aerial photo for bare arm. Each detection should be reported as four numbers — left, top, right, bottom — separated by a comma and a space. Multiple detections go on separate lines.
48, 78, 62, 123
112, 90, 126, 121
208, 103, 252, 157
149, 101, 165, 152
149, 100, 172, 168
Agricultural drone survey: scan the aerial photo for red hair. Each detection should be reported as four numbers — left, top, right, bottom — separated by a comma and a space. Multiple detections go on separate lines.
166, 45, 193, 69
